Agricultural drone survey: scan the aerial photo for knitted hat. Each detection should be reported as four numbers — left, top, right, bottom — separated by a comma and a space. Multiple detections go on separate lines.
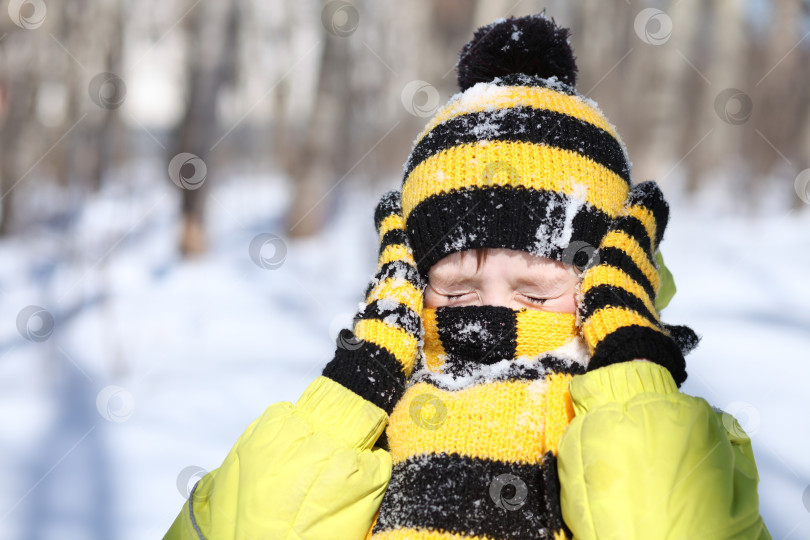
401, 13, 631, 277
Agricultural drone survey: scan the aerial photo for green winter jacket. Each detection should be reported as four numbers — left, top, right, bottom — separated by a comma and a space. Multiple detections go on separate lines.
163, 361, 771, 540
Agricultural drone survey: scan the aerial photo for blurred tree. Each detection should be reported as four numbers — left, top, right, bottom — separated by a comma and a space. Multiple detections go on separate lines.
270, 1, 297, 181
285, 7, 352, 239
747, 0, 806, 190
636, 0, 702, 187
91, 0, 126, 191
689, 0, 746, 195
55, 0, 126, 194
173, 0, 240, 256
0, 25, 43, 235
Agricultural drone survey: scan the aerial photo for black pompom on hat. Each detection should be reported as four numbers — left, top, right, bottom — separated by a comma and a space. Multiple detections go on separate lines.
457, 13, 578, 90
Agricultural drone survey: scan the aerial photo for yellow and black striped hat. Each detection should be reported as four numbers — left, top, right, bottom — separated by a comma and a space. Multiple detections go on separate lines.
402, 13, 632, 276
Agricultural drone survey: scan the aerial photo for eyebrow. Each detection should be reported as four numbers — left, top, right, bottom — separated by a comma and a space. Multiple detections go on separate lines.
431, 274, 476, 287
429, 264, 481, 285
431, 272, 570, 290
516, 273, 570, 290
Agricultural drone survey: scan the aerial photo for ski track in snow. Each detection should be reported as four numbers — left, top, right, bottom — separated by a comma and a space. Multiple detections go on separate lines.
0, 170, 807, 539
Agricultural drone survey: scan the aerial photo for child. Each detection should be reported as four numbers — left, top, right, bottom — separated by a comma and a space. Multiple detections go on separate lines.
164, 14, 770, 540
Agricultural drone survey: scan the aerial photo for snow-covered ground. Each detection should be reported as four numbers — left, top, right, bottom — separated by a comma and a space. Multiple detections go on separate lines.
0, 165, 807, 539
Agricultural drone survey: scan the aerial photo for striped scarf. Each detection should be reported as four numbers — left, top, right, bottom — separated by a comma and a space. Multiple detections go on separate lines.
369, 305, 588, 539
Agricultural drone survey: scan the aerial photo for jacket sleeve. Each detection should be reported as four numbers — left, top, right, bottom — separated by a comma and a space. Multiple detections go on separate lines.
557, 361, 771, 540
163, 376, 391, 540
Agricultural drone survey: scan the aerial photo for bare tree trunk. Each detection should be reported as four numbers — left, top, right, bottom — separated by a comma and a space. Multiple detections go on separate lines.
285, 27, 352, 238
0, 32, 42, 235
55, 0, 110, 194
173, 0, 239, 256
91, 0, 126, 190
574, 1, 629, 99
269, 1, 301, 181
689, 0, 746, 197
370, 0, 433, 186
634, 0, 703, 187
746, 0, 804, 185
430, 0, 477, 88
52, 0, 82, 191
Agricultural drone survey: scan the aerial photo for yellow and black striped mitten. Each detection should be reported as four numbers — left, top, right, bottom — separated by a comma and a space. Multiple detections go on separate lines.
579, 181, 698, 386
322, 190, 425, 414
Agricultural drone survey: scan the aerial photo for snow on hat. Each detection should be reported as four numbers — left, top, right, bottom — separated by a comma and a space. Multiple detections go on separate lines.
400, 13, 632, 276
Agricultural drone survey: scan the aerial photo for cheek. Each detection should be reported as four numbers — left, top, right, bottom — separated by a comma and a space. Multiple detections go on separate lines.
553, 289, 578, 314
424, 287, 443, 308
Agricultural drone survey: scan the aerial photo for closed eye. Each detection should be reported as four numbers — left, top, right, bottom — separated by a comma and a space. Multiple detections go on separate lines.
520, 294, 547, 305
427, 284, 477, 304
444, 291, 475, 301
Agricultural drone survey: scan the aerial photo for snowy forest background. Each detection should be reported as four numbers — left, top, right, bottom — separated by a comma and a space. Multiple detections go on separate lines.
0, 0, 809, 538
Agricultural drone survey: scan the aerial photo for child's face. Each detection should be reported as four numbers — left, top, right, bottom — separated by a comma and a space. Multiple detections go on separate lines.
425, 248, 580, 313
